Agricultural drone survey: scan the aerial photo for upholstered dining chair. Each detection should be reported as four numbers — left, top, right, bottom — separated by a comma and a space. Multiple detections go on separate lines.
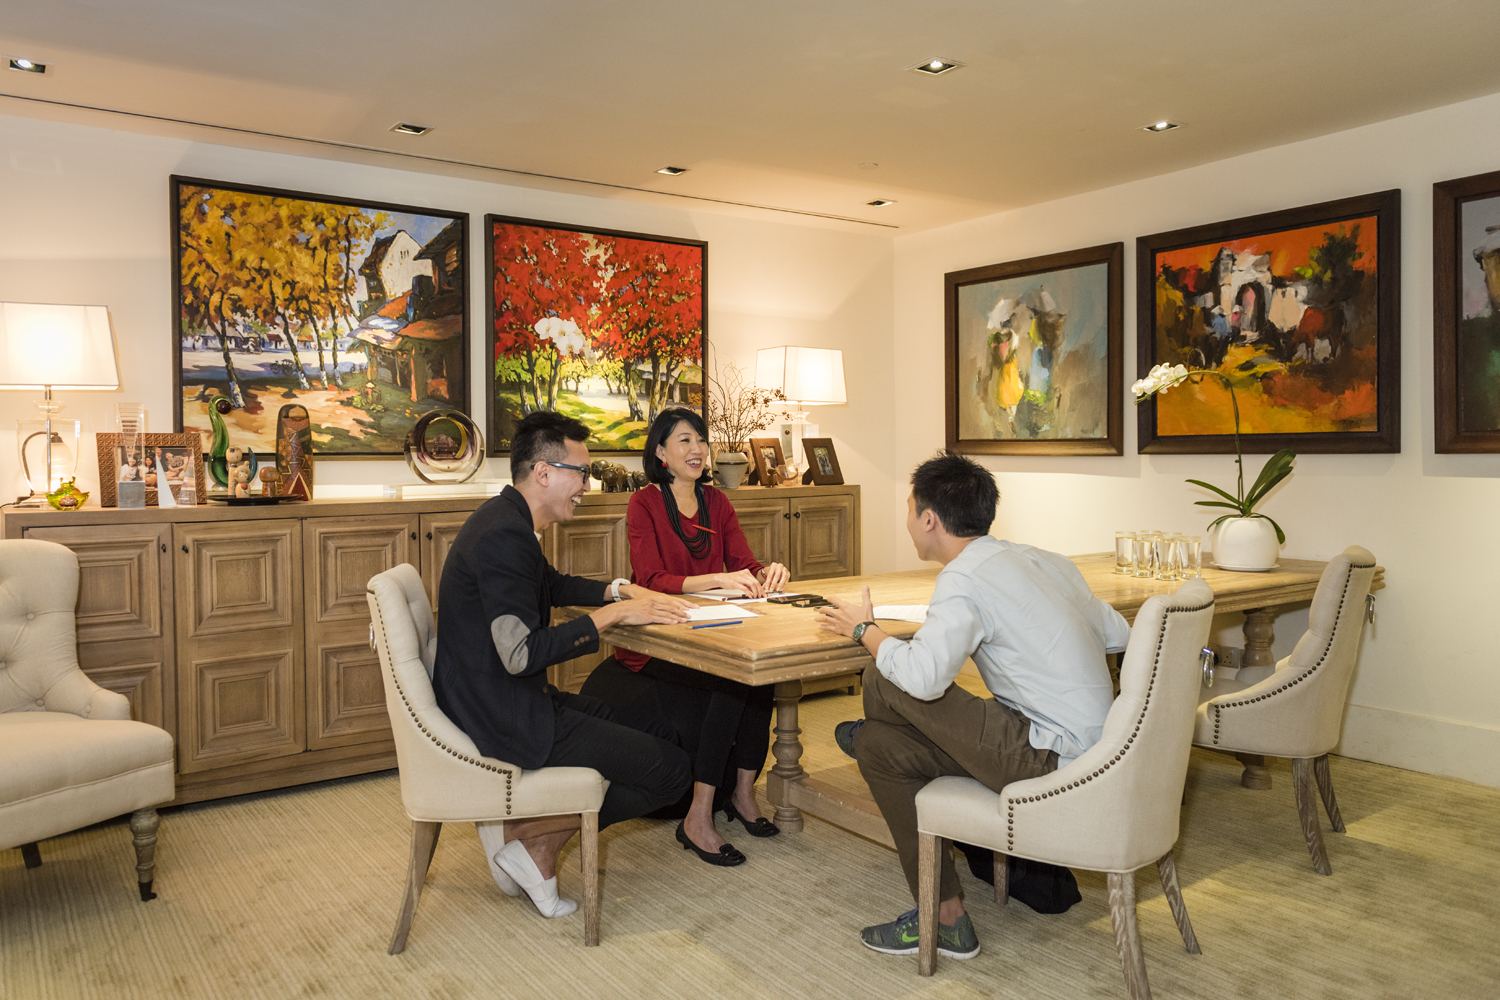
366, 563, 608, 953
914, 579, 1216, 1000
0, 539, 175, 900
1194, 546, 1377, 875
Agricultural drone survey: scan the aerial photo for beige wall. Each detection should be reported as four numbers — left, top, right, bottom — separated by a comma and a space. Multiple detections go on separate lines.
0, 111, 900, 573
893, 91, 1500, 787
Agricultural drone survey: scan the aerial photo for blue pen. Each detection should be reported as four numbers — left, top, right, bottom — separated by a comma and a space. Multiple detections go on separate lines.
690, 620, 744, 629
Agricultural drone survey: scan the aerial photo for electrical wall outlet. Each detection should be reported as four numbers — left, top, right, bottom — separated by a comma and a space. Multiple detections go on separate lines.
1204, 644, 1243, 671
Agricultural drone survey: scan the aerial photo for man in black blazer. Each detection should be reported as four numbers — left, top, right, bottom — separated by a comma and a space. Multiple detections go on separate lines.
434, 411, 693, 918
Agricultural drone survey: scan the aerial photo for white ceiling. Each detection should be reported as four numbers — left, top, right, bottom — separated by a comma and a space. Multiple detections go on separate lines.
4, 0, 1500, 232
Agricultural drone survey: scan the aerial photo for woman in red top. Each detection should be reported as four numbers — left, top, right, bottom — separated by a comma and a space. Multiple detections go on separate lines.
611, 407, 789, 866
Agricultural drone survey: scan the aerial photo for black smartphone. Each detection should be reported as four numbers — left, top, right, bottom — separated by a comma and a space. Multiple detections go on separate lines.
767, 593, 818, 604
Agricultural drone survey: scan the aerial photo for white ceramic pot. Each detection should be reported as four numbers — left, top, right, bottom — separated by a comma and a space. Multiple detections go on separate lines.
713, 451, 750, 490
1212, 516, 1281, 572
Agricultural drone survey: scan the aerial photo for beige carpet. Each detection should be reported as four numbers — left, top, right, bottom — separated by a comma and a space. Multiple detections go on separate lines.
4, 688, 1498, 1000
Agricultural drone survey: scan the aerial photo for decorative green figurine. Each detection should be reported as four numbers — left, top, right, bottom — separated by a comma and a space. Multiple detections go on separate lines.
46, 477, 88, 511
208, 396, 233, 488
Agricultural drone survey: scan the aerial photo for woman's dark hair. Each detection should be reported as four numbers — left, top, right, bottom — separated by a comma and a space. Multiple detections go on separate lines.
643, 407, 713, 558
510, 410, 590, 481
643, 407, 711, 486
910, 450, 999, 537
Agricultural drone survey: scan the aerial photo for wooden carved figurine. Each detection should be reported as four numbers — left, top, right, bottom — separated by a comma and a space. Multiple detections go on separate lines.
259, 468, 283, 498
276, 404, 314, 500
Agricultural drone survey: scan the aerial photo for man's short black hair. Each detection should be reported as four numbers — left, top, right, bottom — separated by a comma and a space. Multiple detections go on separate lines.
642, 407, 711, 486
910, 451, 998, 537
510, 411, 590, 481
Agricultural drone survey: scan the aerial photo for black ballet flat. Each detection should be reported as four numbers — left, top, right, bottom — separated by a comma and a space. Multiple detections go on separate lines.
675, 821, 746, 867
723, 801, 781, 838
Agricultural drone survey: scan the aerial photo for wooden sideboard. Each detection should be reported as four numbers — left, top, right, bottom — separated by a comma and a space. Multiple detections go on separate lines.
2, 482, 860, 804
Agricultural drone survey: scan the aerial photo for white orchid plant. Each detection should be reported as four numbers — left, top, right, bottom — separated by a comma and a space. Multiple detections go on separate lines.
1132, 363, 1297, 543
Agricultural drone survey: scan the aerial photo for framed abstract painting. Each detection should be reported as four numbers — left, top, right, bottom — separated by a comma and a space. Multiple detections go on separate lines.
1434, 169, 1500, 453
172, 177, 470, 457
944, 243, 1123, 455
486, 215, 706, 454
1137, 190, 1401, 454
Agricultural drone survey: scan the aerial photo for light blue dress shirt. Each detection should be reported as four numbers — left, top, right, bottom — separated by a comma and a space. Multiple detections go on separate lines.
874, 536, 1130, 765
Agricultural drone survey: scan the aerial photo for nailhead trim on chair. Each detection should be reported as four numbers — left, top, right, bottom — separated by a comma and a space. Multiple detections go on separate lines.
1004, 598, 1214, 851
1207, 561, 1374, 746
369, 590, 516, 812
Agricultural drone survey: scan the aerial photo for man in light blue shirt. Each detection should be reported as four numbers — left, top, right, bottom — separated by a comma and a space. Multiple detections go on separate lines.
817, 452, 1128, 961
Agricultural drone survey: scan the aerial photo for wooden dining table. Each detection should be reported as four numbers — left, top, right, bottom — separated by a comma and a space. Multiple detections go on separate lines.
558, 553, 1384, 848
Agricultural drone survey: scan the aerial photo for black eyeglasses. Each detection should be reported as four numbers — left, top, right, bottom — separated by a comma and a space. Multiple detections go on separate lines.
540, 460, 590, 481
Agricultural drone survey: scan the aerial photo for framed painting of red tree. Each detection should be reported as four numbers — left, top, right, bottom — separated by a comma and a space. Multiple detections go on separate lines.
486, 215, 707, 453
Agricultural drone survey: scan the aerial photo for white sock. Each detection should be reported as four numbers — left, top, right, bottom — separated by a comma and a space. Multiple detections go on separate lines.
476, 822, 521, 897
495, 839, 578, 919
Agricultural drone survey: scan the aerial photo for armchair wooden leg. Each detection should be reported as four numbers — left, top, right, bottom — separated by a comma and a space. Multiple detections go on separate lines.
1107, 870, 1152, 1000
917, 832, 940, 976
20, 842, 41, 869
582, 811, 601, 947
388, 821, 442, 955
1312, 754, 1346, 832
1155, 850, 1200, 954
130, 808, 160, 901
993, 850, 1009, 905
1293, 758, 1331, 875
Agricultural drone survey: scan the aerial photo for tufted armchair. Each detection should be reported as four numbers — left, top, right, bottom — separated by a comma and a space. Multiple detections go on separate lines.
0, 539, 175, 900
366, 563, 607, 953
914, 579, 1216, 1000
1194, 546, 1377, 874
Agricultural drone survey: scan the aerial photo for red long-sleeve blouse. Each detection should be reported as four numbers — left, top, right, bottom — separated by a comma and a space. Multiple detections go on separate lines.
620, 484, 764, 671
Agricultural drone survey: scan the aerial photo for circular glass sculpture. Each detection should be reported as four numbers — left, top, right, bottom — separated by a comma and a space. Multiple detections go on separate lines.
404, 409, 484, 485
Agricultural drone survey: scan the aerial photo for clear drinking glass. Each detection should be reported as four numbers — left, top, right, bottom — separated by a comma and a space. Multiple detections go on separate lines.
1134, 531, 1158, 578
1114, 531, 1135, 575
1154, 532, 1180, 581
1179, 535, 1203, 578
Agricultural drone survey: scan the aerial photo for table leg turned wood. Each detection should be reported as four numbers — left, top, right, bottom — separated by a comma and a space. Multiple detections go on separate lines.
768, 679, 806, 832
1237, 606, 1279, 789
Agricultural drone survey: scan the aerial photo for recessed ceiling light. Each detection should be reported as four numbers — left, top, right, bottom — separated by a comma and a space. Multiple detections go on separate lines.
857, 162, 879, 170
867, 199, 895, 208
910, 58, 961, 76
7, 56, 48, 75
389, 121, 432, 136
656, 165, 688, 176
1140, 120, 1181, 133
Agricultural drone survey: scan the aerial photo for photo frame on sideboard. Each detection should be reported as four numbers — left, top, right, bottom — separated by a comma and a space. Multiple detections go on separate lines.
1137, 189, 1401, 454
1434, 168, 1500, 453
96, 432, 207, 507
945, 242, 1123, 456
799, 437, 844, 485
749, 437, 785, 486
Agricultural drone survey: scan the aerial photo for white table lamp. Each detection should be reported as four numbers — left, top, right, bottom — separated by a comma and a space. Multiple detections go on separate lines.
754, 346, 846, 471
0, 302, 121, 504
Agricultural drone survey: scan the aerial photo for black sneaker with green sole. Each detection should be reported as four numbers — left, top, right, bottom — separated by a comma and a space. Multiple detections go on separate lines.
859, 908, 981, 959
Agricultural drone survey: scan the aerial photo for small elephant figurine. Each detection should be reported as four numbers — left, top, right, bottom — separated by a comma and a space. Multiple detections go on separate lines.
630, 470, 647, 490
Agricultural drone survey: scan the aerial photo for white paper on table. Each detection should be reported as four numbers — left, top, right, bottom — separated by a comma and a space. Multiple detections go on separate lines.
873, 604, 928, 623
687, 588, 745, 599
684, 603, 761, 622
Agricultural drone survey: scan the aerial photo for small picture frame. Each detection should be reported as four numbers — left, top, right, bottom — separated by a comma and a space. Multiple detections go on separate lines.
750, 437, 785, 487
96, 432, 207, 507
800, 437, 844, 485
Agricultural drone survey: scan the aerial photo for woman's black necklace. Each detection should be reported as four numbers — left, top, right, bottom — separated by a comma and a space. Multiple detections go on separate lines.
662, 482, 712, 558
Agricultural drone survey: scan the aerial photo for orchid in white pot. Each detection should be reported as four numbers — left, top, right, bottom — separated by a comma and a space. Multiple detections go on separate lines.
1132, 364, 1297, 570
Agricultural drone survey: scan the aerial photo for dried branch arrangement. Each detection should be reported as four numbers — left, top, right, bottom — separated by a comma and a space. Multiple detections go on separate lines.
705, 359, 787, 453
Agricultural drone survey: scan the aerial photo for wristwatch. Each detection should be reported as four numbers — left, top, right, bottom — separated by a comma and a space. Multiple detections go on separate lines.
851, 621, 877, 645
610, 578, 630, 602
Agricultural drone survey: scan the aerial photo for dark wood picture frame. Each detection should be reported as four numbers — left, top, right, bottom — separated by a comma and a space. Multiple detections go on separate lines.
1434, 169, 1500, 453
172, 175, 470, 459
486, 214, 707, 456
96, 432, 207, 507
944, 242, 1124, 456
799, 437, 844, 485
1137, 189, 1401, 454
749, 437, 785, 486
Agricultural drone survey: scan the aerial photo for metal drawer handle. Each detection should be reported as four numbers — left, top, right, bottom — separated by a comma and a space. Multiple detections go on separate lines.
426, 531, 433, 540
181, 544, 189, 554
793, 511, 801, 518
783, 512, 790, 520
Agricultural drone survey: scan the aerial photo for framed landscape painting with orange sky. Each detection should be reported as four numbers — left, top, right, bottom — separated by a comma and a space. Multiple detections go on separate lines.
1137, 190, 1400, 454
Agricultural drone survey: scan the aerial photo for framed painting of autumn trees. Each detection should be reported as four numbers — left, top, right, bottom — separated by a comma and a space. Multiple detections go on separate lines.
486, 215, 706, 453
173, 177, 469, 457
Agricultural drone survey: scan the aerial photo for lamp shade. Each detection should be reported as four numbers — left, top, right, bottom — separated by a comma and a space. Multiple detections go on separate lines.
0, 302, 120, 390
754, 346, 846, 406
